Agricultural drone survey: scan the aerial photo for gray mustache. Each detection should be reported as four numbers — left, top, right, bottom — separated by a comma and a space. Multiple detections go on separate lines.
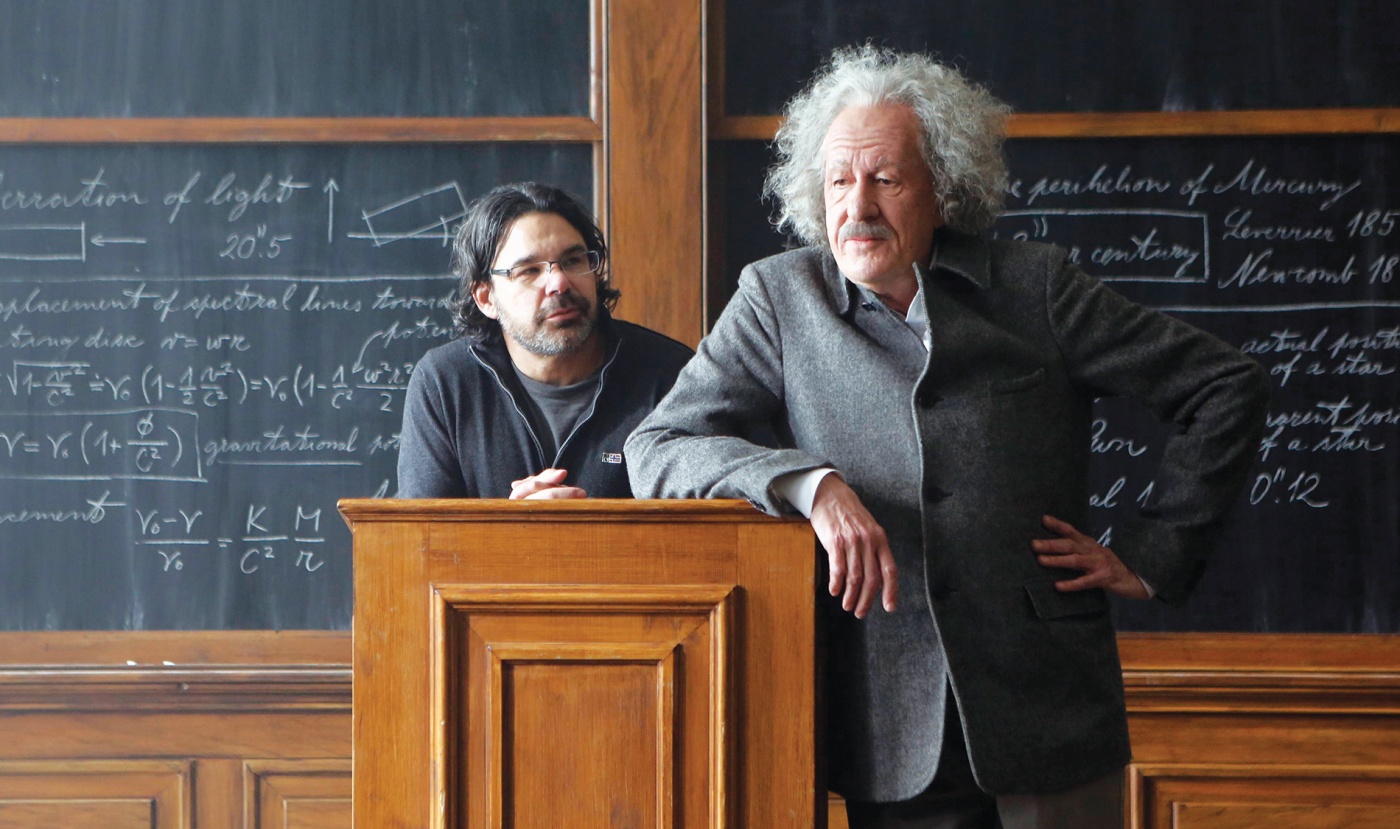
839, 222, 894, 242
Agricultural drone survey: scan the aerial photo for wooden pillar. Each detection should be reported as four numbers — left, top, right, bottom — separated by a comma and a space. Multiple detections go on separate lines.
602, 0, 706, 346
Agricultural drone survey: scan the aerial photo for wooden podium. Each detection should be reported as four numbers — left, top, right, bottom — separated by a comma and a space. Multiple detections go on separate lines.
339, 499, 821, 829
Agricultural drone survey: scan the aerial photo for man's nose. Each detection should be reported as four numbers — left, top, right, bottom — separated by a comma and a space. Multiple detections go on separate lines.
848, 180, 878, 220
540, 261, 570, 293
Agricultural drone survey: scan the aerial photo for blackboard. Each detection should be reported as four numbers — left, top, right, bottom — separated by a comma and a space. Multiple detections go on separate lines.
0, 0, 591, 118
724, 0, 1400, 114
0, 143, 593, 629
716, 134, 1399, 633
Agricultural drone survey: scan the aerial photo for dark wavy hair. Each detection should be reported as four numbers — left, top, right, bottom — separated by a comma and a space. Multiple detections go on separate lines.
448, 182, 620, 340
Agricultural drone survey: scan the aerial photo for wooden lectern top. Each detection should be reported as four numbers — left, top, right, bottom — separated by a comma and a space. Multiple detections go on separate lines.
339, 497, 796, 525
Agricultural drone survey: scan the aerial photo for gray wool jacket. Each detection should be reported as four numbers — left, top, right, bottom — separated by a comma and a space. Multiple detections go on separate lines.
626, 230, 1269, 800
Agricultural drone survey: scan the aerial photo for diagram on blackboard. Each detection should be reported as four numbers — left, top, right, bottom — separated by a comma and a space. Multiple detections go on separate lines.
351, 182, 468, 247
0, 225, 85, 262
0, 223, 148, 264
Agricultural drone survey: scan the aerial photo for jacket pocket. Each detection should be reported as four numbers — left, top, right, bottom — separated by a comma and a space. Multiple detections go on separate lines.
1023, 578, 1109, 619
986, 367, 1045, 396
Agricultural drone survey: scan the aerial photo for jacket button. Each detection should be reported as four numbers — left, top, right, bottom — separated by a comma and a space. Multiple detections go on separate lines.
924, 483, 951, 503
916, 387, 940, 409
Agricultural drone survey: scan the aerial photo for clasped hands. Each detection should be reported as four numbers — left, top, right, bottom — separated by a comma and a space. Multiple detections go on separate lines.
808, 475, 1149, 619
508, 467, 586, 499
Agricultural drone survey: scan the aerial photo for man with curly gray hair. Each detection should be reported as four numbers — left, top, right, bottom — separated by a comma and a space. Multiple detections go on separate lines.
628, 46, 1267, 828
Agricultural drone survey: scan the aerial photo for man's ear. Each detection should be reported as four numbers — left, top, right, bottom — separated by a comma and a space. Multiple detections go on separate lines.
472, 280, 498, 320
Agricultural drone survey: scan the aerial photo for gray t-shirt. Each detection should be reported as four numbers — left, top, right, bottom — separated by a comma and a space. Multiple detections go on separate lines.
512, 366, 602, 462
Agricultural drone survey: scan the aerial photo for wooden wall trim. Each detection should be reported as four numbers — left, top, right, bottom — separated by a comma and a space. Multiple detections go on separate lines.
0, 117, 602, 143
0, 631, 351, 712
0, 630, 350, 666
1118, 632, 1400, 673
712, 109, 1400, 141
0, 666, 350, 713
3, 630, 1394, 713
1119, 632, 1400, 714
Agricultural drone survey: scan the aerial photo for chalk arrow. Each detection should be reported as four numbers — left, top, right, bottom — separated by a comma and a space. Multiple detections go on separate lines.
324, 178, 340, 243
90, 234, 147, 247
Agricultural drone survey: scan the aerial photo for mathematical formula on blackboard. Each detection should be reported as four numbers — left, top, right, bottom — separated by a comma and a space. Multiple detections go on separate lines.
0, 143, 593, 629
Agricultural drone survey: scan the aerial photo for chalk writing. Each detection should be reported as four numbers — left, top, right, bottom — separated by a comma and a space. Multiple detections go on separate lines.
0, 489, 121, 524
0, 169, 145, 211
0, 142, 595, 629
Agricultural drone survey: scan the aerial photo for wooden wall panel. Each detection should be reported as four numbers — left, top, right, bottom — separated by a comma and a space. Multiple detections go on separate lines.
1, 631, 1398, 829
244, 761, 351, 829
0, 632, 349, 829
0, 760, 189, 829
1134, 766, 1400, 829
1121, 634, 1400, 829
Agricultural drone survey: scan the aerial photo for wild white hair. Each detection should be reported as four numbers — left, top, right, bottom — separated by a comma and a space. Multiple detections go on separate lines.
763, 44, 1013, 242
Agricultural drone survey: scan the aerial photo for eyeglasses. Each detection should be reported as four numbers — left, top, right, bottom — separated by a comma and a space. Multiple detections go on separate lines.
489, 250, 602, 284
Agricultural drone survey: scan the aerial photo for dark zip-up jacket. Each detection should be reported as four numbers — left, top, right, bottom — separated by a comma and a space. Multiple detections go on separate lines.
396, 314, 693, 498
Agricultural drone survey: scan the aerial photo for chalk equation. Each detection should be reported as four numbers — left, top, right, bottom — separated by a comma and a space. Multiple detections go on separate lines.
2, 355, 419, 411
0, 408, 199, 481
137, 500, 340, 575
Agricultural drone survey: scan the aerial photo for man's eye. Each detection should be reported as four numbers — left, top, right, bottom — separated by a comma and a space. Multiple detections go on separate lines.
560, 253, 588, 270
513, 264, 544, 280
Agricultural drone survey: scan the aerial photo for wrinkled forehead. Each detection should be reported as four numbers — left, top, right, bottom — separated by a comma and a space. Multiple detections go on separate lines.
819, 104, 926, 171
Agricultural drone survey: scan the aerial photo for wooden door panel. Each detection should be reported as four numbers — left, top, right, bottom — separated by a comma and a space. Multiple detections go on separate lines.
442, 585, 732, 829
505, 661, 662, 829
245, 761, 351, 829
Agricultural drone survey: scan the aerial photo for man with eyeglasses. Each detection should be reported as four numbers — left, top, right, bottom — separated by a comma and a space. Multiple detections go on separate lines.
396, 181, 693, 499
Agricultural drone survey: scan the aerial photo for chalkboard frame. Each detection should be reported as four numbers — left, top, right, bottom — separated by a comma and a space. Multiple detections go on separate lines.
711, 110, 1400, 142
0, 118, 602, 144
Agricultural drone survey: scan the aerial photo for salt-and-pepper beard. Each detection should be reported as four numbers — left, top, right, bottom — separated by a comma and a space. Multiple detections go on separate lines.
495, 291, 597, 357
